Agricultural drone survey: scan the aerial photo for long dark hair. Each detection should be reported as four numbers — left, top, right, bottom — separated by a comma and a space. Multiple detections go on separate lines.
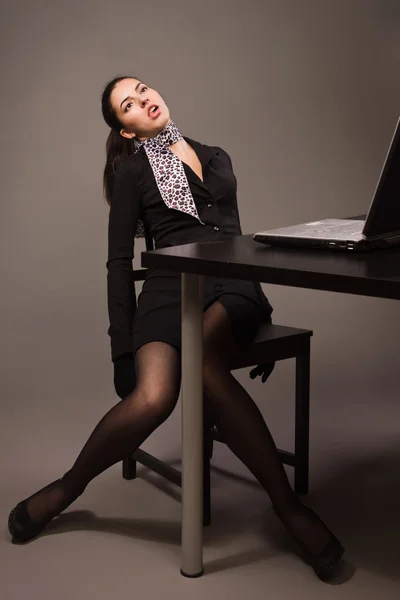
101, 76, 138, 205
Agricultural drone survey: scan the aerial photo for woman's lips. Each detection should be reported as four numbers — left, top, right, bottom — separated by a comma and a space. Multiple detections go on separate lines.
149, 106, 161, 119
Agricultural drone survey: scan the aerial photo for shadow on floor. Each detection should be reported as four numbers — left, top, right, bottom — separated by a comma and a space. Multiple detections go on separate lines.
307, 446, 400, 584
9, 445, 399, 582
133, 446, 400, 582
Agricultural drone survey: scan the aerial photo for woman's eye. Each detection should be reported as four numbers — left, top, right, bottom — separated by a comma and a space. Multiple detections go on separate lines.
141, 86, 148, 93
125, 102, 132, 112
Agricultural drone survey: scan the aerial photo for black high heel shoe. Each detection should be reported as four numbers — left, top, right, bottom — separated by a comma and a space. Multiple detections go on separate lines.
277, 505, 345, 582
302, 532, 345, 582
8, 479, 64, 544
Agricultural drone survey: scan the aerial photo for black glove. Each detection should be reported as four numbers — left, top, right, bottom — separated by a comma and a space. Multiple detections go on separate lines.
249, 362, 275, 383
113, 354, 136, 399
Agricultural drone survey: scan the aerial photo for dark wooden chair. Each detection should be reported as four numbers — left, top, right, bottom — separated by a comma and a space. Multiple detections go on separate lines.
122, 234, 312, 526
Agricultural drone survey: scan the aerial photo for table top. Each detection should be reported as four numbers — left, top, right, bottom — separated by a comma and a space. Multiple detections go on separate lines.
141, 219, 400, 300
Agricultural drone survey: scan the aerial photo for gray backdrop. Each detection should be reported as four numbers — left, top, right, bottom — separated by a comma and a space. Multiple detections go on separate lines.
1, 0, 399, 487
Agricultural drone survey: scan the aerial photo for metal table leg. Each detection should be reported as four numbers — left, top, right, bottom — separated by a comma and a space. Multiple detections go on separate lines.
180, 273, 204, 577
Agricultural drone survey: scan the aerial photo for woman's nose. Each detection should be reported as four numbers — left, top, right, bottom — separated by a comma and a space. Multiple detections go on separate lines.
141, 97, 149, 108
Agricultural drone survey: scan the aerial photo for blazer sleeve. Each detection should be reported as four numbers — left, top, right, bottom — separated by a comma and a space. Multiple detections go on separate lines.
106, 161, 141, 363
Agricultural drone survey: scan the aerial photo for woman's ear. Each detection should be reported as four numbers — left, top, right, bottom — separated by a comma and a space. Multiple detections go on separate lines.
120, 129, 136, 140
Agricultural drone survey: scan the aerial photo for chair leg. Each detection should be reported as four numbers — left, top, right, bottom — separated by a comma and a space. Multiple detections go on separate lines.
122, 455, 137, 480
202, 430, 212, 527
209, 436, 214, 459
294, 341, 310, 495
122, 435, 212, 521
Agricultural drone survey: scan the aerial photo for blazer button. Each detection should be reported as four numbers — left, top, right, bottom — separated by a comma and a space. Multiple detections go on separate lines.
212, 226, 220, 233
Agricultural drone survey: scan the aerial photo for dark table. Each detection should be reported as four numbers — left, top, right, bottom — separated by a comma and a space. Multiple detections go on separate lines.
141, 227, 400, 577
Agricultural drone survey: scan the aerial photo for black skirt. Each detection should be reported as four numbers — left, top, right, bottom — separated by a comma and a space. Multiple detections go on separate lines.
132, 270, 273, 357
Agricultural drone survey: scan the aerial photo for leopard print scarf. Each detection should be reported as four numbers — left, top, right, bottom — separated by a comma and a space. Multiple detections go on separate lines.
134, 121, 204, 238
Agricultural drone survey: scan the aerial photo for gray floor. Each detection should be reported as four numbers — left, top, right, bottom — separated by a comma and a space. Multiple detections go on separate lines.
2, 387, 400, 600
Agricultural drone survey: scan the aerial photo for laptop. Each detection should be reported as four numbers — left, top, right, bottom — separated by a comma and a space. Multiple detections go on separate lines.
253, 117, 400, 251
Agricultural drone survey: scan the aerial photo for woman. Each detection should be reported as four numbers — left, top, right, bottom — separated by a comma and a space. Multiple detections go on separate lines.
8, 76, 344, 581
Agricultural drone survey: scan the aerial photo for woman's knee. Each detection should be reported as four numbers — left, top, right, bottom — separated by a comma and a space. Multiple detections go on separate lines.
134, 382, 180, 420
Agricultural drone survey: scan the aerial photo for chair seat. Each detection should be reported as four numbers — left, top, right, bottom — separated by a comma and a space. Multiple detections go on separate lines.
230, 322, 313, 370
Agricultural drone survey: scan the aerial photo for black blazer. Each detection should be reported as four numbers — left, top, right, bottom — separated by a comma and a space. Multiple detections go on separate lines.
106, 137, 268, 365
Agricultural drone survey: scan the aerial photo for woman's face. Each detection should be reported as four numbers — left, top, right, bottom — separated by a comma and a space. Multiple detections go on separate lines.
110, 78, 170, 141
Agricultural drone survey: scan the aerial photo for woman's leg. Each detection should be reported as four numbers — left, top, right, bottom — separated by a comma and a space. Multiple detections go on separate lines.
9, 342, 181, 541
202, 301, 343, 578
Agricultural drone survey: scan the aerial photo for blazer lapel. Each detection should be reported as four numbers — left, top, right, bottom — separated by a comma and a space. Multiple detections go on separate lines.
183, 137, 219, 188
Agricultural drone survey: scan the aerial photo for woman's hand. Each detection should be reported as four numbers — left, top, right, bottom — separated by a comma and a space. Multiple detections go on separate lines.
113, 354, 136, 399
249, 362, 275, 383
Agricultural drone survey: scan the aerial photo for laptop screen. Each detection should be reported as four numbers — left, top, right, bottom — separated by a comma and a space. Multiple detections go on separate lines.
363, 118, 400, 239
